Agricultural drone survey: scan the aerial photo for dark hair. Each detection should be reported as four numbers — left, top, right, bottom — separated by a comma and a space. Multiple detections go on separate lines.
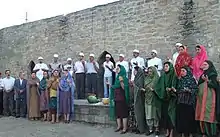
196, 45, 201, 49
164, 61, 171, 66
179, 45, 185, 49
5, 69, 10, 74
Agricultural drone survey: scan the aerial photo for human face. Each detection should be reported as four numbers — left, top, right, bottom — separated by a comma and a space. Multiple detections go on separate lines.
151, 52, 156, 58
176, 46, 180, 52
5, 70, 10, 77
43, 71, 48, 78
89, 56, 94, 62
20, 72, 25, 79
64, 70, 68, 76
119, 56, 124, 62
31, 73, 36, 78
164, 64, 170, 72
116, 66, 120, 74
195, 47, 201, 54
148, 68, 153, 76
67, 60, 72, 64
39, 59, 43, 63
106, 57, 110, 61
179, 47, 185, 53
202, 61, 209, 71
79, 55, 84, 60
53, 71, 59, 77
180, 68, 187, 77
133, 52, 138, 58
54, 57, 58, 62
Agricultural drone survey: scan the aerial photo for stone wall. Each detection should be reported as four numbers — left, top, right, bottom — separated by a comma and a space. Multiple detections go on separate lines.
0, 0, 220, 76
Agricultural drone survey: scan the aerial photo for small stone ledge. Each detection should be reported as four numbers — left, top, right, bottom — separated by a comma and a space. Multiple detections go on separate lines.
74, 100, 115, 126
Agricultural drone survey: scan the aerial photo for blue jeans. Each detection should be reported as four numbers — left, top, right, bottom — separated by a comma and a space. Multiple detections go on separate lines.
103, 77, 112, 98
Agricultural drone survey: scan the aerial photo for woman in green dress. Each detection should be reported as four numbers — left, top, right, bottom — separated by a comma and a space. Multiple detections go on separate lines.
133, 66, 146, 134
155, 62, 177, 137
109, 65, 130, 134
195, 60, 218, 137
141, 66, 160, 136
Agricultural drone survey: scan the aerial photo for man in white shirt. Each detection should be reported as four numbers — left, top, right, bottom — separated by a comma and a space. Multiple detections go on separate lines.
116, 54, 129, 77
33, 57, 49, 81
103, 54, 114, 98
0, 72, 3, 115
2, 69, 15, 116
170, 43, 181, 66
49, 54, 62, 77
130, 49, 145, 82
64, 58, 74, 76
147, 50, 163, 76
74, 52, 86, 99
85, 54, 99, 95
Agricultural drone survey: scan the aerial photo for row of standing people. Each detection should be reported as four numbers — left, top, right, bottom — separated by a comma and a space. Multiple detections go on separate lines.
109, 43, 220, 137
0, 69, 75, 124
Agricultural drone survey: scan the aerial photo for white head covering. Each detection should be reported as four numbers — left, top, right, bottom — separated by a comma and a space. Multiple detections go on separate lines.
151, 50, 158, 54
106, 54, 111, 58
79, 52, 84, 57
119, 54, 125, 58
89, 54, 95, 57
67, 58, 72, 61
53, 54, 58, 58
175, 43, 182, 47
38, 56, 43, 60
133, 49, 139, 53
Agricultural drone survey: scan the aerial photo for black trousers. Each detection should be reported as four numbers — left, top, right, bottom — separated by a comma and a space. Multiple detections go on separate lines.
0, 90, 3, 115
16, 97, 26, 117
76, 73, 85, 99
86, 73, 97, 95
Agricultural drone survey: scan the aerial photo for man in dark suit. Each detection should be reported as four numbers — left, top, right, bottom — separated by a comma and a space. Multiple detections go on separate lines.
14, 72, 27, 118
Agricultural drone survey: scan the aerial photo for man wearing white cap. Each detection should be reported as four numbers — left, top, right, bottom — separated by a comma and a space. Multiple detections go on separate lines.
103, 54, 114, 98
170, 43, 181, 66
85, 54, 99, 95
48, 54, 62, 77
147, 50, 163, 76
115, 54, 129, 77
74, 52, 86, 99
33, 56, 49, 81
63, 58, 74, 73
130, 49, 145, 81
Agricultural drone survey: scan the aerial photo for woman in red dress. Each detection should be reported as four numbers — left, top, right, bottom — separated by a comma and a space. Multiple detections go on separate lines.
175, 45, 192, 78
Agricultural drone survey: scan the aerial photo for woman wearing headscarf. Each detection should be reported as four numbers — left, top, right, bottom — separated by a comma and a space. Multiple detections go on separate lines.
47, 70, 59, 123
195, 60, 219, 137
155, 62, 177, 137
175, 45, 192, 78
57, 69, 75, 123
141, 66, 160, 136
27, 72, 41, 120
133, 66, 146, 134
192, 45, 208, 81
176, 67, 198, 137
109, 65, 129, 134
39, 71, 49, 121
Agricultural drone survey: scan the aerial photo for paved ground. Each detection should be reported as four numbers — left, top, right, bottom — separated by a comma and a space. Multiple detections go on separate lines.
0, 117, 163, 137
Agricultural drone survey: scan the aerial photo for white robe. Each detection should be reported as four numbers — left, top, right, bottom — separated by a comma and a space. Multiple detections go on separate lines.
147, 57, 163, 76
130, 56, 145, 81
33, 63, 49, 81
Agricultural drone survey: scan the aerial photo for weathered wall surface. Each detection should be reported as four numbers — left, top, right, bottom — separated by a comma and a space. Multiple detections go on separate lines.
0, 0, 219, 76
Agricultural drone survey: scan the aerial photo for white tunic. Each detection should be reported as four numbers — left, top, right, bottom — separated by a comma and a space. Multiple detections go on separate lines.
103, 61, 114, 77
172, 52, 179, 66
130, 56, 145, 81
147, 57, 163, 76
33, 63, 49, 81
116, 60, 129, 73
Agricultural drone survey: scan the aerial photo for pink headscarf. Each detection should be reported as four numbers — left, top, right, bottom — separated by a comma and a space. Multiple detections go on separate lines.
192, 45, 208, 80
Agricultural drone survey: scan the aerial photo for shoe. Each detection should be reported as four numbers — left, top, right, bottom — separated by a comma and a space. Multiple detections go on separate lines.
15, 116, 20, 118
135, 130, 141, 134
145, 130, 153, 136
155, 130, 160, 136
114, 128, 121, 132
120, 130, 127, 134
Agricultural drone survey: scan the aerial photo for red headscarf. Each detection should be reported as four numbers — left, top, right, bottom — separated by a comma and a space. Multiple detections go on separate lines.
175, 47, 192, 78
192, 45, 208, 80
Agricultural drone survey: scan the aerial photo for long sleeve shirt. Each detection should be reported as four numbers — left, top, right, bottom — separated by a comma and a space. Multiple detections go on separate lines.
130, 56, 145, 81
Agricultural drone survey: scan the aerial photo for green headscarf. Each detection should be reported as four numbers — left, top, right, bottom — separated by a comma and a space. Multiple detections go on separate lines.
155, 62, 177, 126
109, 65, 129, 120
144, 66, 159, 105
